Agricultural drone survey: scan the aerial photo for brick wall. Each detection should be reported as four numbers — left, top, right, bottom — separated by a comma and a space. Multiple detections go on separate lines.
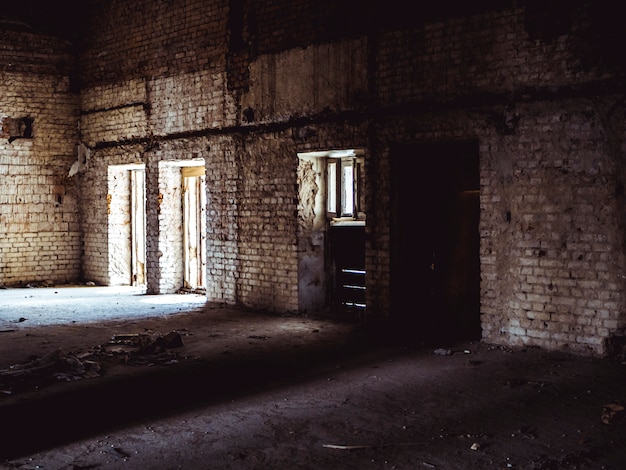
0, 29, 81, 286
363, 4, 626, 355
71, 0, 626, 354
478, 99, 626, 354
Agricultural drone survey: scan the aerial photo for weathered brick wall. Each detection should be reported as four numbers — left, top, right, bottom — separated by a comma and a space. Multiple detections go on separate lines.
478, 99, 625, 355
75, 0, 626, 354
365, 4, 626, 355
203, 135, 241, 304
0, 29, 81, 286
157, 159, 185, 293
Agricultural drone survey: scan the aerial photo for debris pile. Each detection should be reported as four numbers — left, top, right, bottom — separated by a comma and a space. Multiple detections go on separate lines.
100, 330, 184, 366
0, 348, 101, 395
0, 330, 185, 396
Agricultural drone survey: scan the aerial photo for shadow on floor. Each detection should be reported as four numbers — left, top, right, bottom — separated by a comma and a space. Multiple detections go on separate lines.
0, 308, 383, 461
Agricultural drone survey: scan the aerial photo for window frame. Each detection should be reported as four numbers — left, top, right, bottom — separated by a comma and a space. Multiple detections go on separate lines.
326, 155, 365, 225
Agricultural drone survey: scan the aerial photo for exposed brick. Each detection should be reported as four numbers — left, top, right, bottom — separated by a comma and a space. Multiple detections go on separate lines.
2, 0, 624, 355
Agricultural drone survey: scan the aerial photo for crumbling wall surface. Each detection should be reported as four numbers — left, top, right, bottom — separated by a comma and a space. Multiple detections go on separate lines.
0, 30, 81, 286
374, 1, 625, 107
296, 155, 325, 312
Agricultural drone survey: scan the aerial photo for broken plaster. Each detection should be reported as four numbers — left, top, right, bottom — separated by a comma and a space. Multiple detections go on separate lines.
69, 142, 91, 177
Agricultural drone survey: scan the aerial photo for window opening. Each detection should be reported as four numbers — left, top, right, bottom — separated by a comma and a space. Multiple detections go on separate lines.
326, 154, 365, 224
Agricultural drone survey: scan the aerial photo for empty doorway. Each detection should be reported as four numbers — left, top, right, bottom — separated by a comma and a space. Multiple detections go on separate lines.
182, 166, 207, 292
107, 164, 146, 287
130, 168, 146, 286
157, 160, 207, 293
297, 149, 366, 314
390, 141, 480, 343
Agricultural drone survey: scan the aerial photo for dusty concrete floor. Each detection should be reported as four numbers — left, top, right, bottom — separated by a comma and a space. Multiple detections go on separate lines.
0, 286, 207, 330
1, 287, 626, 469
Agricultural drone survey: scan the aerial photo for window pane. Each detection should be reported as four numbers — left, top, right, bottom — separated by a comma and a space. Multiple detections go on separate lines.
341, 161, 354, 216
327, 161, 337, 214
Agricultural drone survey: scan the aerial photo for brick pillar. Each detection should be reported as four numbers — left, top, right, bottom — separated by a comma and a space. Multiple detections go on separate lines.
144, 149, 161, 294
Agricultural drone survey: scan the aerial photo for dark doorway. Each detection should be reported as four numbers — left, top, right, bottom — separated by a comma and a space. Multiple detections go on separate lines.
390, 141, 481, 344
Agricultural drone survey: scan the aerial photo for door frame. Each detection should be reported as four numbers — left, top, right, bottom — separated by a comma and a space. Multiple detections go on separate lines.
130, 167, 147, 286
182, 165, 207, 291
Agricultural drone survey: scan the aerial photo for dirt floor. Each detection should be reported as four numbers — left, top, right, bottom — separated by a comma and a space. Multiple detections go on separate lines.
1, 293, 626, 469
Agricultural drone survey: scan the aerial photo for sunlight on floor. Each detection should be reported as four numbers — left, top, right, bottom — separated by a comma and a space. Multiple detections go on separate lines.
0, 286, 207, 328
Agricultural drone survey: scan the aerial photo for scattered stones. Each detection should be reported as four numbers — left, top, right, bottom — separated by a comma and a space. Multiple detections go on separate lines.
0, 330, 185, 396
0, 348, 101, 394
103, 330, 185, 365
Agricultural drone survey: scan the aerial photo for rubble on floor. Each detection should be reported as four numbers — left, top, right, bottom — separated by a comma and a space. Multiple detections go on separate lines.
0, 330, 185, 396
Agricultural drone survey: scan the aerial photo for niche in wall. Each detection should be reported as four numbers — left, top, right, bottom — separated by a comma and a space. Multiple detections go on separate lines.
1, 116, 34, 143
